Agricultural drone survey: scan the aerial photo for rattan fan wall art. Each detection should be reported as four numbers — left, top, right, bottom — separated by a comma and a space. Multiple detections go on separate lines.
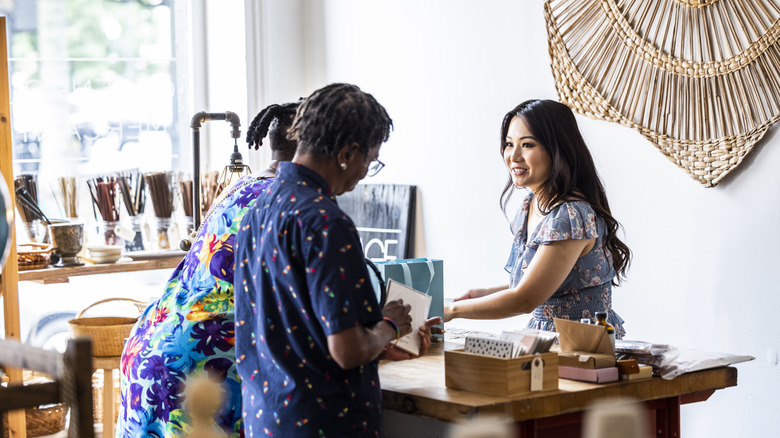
545, 0, 780, 187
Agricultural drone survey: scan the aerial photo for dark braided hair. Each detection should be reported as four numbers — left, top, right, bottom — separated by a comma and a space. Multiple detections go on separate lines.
245, 100, 301, 160
499, 99, 631, 284
289, 83, 393, 160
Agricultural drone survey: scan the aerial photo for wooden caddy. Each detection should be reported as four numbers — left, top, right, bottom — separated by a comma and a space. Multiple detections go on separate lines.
444, 349, 559, 397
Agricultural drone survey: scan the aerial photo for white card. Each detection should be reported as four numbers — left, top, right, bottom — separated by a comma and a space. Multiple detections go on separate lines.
464, 335, 515, 359
385, 279, 432, 356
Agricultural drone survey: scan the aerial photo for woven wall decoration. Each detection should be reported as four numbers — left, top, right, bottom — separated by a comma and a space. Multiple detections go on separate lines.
545, 0, 780, 187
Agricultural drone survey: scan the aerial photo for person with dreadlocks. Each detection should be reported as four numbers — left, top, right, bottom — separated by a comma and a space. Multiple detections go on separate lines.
117, 101, 301, 438
443, 99, 631, 336
234, 83, 441, 436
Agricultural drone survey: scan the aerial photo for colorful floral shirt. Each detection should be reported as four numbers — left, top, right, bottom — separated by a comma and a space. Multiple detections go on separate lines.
234, 162, 383, 437
117, 175, 273, 438
505, 189, 625, 337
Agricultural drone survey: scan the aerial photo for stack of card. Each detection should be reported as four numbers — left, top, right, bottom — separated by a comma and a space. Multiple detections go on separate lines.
499, 329, 558, 357
463, 335, 514, 358
462, 330, 558, 359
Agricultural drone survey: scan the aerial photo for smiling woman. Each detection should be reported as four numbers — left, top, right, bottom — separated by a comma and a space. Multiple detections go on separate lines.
444, 99, 631, 337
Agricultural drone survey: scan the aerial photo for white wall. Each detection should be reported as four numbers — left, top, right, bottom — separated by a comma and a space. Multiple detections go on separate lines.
260, 1, 780, 436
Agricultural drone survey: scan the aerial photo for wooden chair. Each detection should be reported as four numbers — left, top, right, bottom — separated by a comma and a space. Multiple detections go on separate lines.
0, 337, 95, 438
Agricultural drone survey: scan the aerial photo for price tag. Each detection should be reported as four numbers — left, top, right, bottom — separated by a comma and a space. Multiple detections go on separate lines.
169, 222, 180, 246
114, 224, 136, 242
530, 353, 544, 391
143, 223, 152, 245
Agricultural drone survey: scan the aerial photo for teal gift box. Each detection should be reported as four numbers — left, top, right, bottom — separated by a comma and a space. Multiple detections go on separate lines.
374, 258, 444, 325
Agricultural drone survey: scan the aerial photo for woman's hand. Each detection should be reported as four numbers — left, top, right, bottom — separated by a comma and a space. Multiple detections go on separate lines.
382, 299, 413, 337
444, 240, 593, 321
443, 302, 455, 322
381, 317, 444, 361
445, 286, 506, 321
453, 287, 497, 302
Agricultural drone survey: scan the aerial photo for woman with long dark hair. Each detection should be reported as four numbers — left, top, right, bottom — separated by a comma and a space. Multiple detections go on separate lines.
443, 99, 630, 336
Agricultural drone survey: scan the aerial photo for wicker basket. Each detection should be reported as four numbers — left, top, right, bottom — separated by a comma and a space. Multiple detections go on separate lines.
16, 243, 52, 271
92, 369, 120, 424
68, 298, 142, 357
2, 404, 68, 438
2, 373, 67, 437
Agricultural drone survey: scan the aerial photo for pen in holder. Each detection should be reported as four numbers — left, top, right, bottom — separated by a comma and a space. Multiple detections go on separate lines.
178, 177, 195, 236
144, 171, 175, 250
118, 171, 147, 252
87, 176, 121, 245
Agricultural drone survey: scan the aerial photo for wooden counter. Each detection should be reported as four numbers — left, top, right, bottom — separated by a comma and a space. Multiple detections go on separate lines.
379, 343, 738, 437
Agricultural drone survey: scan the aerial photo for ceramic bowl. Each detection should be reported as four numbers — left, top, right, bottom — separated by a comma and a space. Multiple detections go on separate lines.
89, 253, 122, 264
87, 244, 123, 255
87, 244, 123, 263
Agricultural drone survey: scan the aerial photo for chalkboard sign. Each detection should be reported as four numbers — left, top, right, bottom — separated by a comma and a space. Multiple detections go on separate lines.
337, 184, 416, 262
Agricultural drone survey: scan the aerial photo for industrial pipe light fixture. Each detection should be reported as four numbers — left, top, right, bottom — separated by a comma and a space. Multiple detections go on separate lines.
181, 111, 249, 251
216, 139, 252, 199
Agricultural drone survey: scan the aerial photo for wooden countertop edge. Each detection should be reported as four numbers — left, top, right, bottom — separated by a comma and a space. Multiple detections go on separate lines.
380, 366, 738, 423
529, 366, 738, 421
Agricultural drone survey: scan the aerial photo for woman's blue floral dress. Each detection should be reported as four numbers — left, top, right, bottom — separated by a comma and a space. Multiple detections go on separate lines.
505, 189, 626, 337
117, 175, 272, 437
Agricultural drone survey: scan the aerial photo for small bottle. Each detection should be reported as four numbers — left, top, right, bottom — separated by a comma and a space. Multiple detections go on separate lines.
155, 216, 172, 250
595, 311, 615, 350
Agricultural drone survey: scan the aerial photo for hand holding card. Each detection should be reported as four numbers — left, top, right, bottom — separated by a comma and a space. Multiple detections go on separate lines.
385, 279, 432, 356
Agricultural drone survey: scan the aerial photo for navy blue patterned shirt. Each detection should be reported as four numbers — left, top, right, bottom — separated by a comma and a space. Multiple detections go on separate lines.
234, 162, 384, 437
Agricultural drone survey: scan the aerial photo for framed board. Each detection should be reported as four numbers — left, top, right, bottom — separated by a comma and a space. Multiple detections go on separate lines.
337, 184, 416, 262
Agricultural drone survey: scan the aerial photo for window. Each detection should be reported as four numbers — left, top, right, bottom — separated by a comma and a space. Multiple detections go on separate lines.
0, 0, 192, 350
1, 1, 251, 350
2, 0, 189, 180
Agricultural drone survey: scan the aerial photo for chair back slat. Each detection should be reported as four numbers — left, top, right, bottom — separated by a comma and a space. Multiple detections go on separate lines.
0, 338, 62, 375
0, 337, 94, 438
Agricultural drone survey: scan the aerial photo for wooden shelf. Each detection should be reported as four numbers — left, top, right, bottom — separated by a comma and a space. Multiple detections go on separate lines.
17, 255, 184, 284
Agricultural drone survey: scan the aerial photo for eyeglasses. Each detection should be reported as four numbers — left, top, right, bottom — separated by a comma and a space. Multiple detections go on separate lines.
367, 159, 385, 177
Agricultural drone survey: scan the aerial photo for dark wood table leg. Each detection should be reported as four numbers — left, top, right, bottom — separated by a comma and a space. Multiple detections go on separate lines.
516, 419, 537, 438
652, 396, 681, 438
516, 392, 694, 438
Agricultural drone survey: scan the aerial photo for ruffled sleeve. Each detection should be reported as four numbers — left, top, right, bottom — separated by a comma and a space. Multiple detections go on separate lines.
531, 201, 600, 246
508, 190, 534, 236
